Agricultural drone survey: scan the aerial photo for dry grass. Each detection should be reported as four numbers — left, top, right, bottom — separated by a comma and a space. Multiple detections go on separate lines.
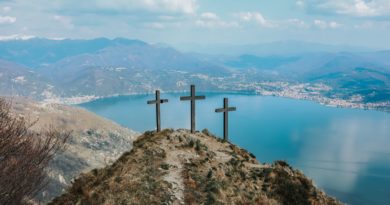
50, 129, 343, 205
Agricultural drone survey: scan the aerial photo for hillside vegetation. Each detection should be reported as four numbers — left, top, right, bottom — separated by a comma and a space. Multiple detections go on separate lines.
8, 97, 138, 203
50, 129, 342, 205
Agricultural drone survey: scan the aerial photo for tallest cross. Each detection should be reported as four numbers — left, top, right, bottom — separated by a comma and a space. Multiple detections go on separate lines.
180, 85, 206, 133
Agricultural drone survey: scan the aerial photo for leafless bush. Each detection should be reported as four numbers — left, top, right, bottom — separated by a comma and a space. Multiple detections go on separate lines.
0, 98, 70, 205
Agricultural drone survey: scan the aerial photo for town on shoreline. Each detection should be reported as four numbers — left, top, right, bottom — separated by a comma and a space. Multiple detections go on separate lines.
38, 81, 389, 113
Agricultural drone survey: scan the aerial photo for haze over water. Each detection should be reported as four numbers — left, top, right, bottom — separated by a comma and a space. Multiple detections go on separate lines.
80, 93, 390, 205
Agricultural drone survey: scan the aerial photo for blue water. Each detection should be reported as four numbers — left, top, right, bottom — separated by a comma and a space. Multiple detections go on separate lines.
79, 93, 390, 205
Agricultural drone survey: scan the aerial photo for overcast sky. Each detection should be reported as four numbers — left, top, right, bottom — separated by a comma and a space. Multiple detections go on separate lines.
1, 0, 390, 49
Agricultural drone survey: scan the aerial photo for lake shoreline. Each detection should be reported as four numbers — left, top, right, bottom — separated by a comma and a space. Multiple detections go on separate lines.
42, 90, 389, 113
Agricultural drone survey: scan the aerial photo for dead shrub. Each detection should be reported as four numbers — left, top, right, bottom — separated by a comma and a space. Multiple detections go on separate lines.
0, 98, 70, 205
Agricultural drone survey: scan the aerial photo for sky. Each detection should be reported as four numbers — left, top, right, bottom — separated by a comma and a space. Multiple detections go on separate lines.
1, 0, 390, 49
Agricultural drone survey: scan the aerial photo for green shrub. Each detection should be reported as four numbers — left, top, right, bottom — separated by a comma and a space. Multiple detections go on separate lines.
160, 163, 170, 170
188, 139, 195, 147
274, 160, 291, 168
207, 170, 213, 178
195, 140, 202, 151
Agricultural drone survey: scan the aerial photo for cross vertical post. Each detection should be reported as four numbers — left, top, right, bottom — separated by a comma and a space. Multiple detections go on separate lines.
156, 90, 161, 132
147, 90, 168, 132
180, 85, 206, 133
215, 98, 236, 141
190, 85, 195, 133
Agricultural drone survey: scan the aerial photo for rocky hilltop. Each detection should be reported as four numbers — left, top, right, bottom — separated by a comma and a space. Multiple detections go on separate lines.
50, 129, 342, 205
8, 97, 138, 203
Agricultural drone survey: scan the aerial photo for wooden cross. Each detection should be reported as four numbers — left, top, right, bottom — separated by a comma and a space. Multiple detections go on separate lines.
147, 90, 168, 132
180, 85, 206, 133
215, 98, 236, 141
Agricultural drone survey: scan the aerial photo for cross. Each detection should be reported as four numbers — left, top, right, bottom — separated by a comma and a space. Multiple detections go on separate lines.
180, 85, 206, 133
147, 90, 168, 132
215, 98, 236, 141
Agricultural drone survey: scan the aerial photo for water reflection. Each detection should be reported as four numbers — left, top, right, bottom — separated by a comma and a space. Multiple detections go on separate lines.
296, 117, 390, 205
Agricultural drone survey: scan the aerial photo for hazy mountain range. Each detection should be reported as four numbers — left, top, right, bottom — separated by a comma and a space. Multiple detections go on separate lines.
0, 38, 389, 106
178, 40, 378, 56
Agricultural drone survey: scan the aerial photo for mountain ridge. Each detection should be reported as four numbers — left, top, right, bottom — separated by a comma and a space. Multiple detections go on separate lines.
0, 37, 147, 68
1, 38, 389, 110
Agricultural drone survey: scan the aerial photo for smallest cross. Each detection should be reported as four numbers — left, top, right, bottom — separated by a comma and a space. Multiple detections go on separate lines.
147, 90, 168, 132
215, 98, 236, 141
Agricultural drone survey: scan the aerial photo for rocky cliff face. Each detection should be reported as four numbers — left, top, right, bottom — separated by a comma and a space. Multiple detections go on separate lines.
9, 97, 138, 203
50, 129, 342, 205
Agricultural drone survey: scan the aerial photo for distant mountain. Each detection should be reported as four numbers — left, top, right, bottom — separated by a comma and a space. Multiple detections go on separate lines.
40, 42, 227, 76
9, 97, 138, 203
0, 38, 388, 107
0, 38, 229, 98
0, 59, 54, 99
0, 38, 146, 68
276, 52, 390, 102
221, 52, 390, 103
38, 42, 228, 97
49, 129, 342, 205
224, 54, 301, 69
177, 40, 377, 56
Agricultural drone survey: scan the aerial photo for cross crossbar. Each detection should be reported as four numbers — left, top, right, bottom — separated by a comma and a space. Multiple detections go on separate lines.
180, 85, 205, 133
215, 107, 236, 113
180, 96, 205, 101
147, 99, 168, 104
147, 90, 168, 132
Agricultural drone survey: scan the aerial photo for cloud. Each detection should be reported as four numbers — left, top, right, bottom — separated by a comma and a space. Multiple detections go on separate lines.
158, 15, 176, 21
313, 20, 327, 29
196, 12, 238, 28
301, 0, 390, 17
353, 20, 390, 29
200, 12, 218, 20
0, 34, 35, 41
287, 18, 309, 28
314, 19, 342, 29
329, 21, 342, 28
296, 0, 304, 7
53, 15, 74, 29
0, 15, 15, 24
144, 22, 165, 29
0, 0, 198, 15
95, 0, 198, 14
237, 12, 276, 28
2, 6, 11, 12
144, 20, 183, 30
354, 21, 374, 29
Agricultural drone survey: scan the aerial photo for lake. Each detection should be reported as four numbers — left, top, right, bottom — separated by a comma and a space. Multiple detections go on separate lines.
79, 93, 390, 205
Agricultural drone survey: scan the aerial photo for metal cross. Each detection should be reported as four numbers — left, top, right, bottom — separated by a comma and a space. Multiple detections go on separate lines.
180, 85, 206, 133
215, 98, 236, 141
147, 90, 168, 132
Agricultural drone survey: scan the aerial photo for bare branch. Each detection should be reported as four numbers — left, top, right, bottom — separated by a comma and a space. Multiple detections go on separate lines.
0, 98, 70, 205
